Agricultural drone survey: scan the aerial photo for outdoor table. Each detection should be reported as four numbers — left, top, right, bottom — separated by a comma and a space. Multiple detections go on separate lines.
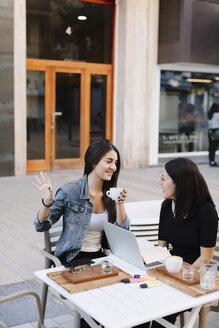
34, 255, 219, 328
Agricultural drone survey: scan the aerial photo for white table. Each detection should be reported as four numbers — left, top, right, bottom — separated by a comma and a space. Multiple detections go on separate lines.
34, 255, 219, 328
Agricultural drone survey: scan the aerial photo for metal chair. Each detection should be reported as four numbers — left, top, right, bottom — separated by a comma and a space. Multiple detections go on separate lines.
125, 200, 162, 245
130, 218, 159, 245
0, 290, 45, 328
199, 233, 219, 328
39, 219, 80, 328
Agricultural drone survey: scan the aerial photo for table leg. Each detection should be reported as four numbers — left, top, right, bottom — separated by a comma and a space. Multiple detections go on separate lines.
154, 305, 202, 328
73, 307, 81, 328
74, 305, 102, 328
154, 318, 177, 328
184, 305, 202, 328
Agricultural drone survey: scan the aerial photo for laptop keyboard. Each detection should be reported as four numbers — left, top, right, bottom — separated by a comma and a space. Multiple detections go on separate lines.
144, 261, 164, 268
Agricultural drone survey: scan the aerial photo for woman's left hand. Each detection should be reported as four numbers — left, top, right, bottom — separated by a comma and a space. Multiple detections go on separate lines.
117, 189, 128, 203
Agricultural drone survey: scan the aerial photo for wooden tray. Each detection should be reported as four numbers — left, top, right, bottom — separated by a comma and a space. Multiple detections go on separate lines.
48, 265, 132, 294
62, 264, 119, 284
155, 265, 200, 286
148, 267, 219, 297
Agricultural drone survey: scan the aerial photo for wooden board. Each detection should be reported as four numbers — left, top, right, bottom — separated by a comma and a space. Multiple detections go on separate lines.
48, 266, 132, 294
148, 268, 219, 297
62, 264, 119, 284
155, 265, 200, 286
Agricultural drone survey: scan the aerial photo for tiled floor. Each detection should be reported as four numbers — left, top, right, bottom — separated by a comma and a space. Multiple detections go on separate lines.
0, 163, 219, 327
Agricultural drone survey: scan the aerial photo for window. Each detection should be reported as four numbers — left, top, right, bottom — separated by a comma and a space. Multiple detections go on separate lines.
159, 71, 219, 153
27, 0, 114, 63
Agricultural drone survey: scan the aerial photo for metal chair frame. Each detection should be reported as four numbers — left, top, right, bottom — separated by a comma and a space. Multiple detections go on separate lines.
39, 219, 80, 328
0, 290, 45, 328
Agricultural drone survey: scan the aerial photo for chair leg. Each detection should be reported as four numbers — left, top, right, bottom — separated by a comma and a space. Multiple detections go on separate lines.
199, 305, 211, 328
179, 312, 185, 327
38, 282, 48, 328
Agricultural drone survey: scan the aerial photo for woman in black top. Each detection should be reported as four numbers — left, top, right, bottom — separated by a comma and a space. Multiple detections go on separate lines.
158, 157, 218, 267
151, 158, 218, 328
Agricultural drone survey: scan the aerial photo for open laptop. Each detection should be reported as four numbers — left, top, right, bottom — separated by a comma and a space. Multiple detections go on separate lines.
103, 221, 164, 270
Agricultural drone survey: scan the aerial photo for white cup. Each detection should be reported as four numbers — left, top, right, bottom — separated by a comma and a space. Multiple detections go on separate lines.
165, 256, 183, 273
106, 187, 123, 201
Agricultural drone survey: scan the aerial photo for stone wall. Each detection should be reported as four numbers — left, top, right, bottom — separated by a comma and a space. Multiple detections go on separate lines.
0, 0, 14, 176
113, 0, 160, 168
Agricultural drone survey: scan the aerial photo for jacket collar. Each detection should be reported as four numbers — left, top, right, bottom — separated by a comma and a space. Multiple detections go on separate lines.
80, 175, 90, 200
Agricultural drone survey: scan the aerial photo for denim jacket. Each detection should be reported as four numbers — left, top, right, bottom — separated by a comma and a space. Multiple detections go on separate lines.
34, 175, 130, 262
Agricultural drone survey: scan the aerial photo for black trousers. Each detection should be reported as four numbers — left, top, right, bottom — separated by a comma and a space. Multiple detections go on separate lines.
208, 133, 219, 162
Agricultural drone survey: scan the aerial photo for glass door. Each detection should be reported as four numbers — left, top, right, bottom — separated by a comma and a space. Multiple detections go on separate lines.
26, 59, 112, 172
51, 69, 83, 169
27, 70, 46, 161
55, 73, 81, 159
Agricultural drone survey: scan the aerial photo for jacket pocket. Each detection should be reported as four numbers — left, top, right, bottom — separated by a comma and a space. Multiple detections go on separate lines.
67, 202, 86, 213
66, 201, 85, 226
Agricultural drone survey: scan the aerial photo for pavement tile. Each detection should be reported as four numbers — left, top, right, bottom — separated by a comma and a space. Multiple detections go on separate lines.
10, 324, 33, 328
53, 314, 75, 324
59, 320, 75, 328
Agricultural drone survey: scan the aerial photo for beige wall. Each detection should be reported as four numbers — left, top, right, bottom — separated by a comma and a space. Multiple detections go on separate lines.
113, 0, 160, 168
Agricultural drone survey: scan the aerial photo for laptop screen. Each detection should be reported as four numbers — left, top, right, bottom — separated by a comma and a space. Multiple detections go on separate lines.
103, 221, 146, 270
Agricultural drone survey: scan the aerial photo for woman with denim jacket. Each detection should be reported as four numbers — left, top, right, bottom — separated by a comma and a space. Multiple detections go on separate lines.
33, 139, 130, 266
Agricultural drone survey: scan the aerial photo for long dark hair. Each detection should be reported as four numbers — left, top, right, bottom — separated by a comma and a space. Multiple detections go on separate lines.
84, 139, 121, 223
165, 158, 214, 219
208, 103, 219, 120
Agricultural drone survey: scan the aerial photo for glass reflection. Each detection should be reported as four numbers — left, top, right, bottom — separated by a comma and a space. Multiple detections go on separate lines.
159, 71, 219, 153
27, 71, 45, 160
27, 0, 113, 63
55, 73, 80, 159
90, 75, 106, 143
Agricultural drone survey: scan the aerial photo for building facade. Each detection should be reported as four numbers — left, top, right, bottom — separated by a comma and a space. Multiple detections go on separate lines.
0, 0, 219, 176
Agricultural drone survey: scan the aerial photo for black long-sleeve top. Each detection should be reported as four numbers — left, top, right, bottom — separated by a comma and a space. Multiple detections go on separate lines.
158, 200, 218, 264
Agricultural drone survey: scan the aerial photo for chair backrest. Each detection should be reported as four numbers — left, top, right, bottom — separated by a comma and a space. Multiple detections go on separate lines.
125, 200, 162, 220
44, 218, 63, 254
125, 200, 162, 246
130, 220, 159, 245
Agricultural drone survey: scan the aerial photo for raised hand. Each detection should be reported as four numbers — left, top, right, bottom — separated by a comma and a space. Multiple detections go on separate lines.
32, 171, 54, 206
118, 189, 128, 203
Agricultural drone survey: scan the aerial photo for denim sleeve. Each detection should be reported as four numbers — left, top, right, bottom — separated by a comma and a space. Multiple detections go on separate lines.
34, 187, 66, 232
114, 215, 130, 230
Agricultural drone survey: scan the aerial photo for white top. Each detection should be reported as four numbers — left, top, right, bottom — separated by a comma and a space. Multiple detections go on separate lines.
208, 112, 219, 129
81, 210, 108, 252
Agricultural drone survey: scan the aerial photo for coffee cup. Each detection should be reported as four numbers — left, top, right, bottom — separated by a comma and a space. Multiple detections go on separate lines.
164, 256, 183, 273
106, 187, 123, 201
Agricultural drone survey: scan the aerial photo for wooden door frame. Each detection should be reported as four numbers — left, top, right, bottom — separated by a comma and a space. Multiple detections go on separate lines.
26, 59, 113, 172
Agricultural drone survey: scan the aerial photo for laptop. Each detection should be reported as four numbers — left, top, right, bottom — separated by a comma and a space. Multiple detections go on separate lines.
103, 221, 164, 270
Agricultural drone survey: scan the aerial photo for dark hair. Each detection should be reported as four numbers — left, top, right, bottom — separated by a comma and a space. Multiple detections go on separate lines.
165, 158, 214, 219
84, 139, 121, 223
208, 103, 219, 120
